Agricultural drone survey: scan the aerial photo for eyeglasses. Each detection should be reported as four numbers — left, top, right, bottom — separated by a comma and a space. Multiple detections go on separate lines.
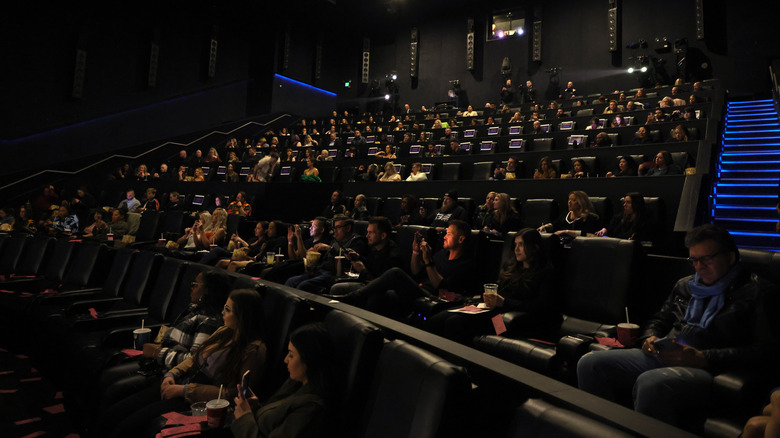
687, 253, 719, 266
334, 224, 349, 229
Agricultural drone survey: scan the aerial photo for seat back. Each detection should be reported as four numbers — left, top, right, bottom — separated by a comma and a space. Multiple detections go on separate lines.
570, 156, 598, 177
365, 197, 383, 217
438, 162, 461, 181
533, 137, 554, 151
166, 264, 209, 321
360, 340, 471, 438
394, 225, 437, 273
337, 166, 356, 182
472, 161, 495, 180
62, 241, 108, 290
260, 286, 311, 395
15, 236, 55, 276
520, 199, 559, 228
560, 237, 640, 332
135, 211, 161, 241
148, 258, 188, 322
510, 398, 634, 437
101, 248, 137, 298
122, 251, 163, 307
380, 197, 403, 224
43, 239, 78, 283
323, 310, 384, 437
162, 210, 185, 237
226, 214, 243, 239
0, 234, 29, 275
319, 166, 339, 183
588, 197, 613, 228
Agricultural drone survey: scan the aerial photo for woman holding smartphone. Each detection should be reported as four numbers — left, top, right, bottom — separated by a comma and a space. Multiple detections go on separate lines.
232, 323, 336, 438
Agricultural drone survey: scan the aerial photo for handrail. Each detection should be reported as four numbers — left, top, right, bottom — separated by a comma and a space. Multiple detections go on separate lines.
0, 115, 292, 192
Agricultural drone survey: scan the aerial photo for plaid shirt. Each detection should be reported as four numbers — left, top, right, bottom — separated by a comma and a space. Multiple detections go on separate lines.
157, 303, 221, 369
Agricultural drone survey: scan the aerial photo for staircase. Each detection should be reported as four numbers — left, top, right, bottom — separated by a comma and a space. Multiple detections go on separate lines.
712, 98, 780, 251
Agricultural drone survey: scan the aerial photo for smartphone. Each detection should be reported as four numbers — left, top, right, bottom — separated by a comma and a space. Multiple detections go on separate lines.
414, 232, 421, 244
241, 370, 251, 398
652, 337, 677, 352
347, 250, 359, 261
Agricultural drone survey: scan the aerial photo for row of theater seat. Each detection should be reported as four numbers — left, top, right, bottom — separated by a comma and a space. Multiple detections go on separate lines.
0, 232, 691, 437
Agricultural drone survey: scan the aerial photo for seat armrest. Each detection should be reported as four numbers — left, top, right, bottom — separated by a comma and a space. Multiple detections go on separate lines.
67, 297, 125, 314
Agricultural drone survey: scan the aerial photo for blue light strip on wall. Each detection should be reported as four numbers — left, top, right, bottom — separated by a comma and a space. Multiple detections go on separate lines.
274, 74, 336, 97
715, 205, 777, 210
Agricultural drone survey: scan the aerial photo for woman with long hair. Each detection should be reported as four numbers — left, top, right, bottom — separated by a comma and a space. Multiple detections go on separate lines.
104, 288, 267, 438
538, 190, 601, 237
606, 156, 638, 177
595, 192, 649, 241
428, 229, 559, 342
378, 162, 401, 182
533, 156, 558, 179
199, 207, 227, 248
474, 191, 497, 227
482, 193, 520, 236
233, 323, 336, 438
225, 162, 240, 183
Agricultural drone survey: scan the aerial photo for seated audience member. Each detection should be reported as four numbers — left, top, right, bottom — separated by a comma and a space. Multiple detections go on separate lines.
135, 164, 151, 181
606, 156, 639, 177
351, 130, 366, 147
353, 163, 378, 182
153, 163, 171, 180
47, 203, 80, 236
423, 143, 440, 158
81, 210, 108, 238
187, 149, 204, 166
585, 117, 601, 130
377, 162, 402, 182
217, 221, 270, 271
611, 114, 627, 127
493, 156, 520, 180
85, 208, 129, 240
347, 194, 370, 221
578, 225, 778, 432
242, 147, 261, 164
321, 190, 346, 218
444, 140, 467, 156
405, 162, 427, 181
96, 270, 229, 408
424, 191, 469, 230
330, 220, 476, 316
591, 131, 613, 148
285, 216, 368, 294
113, 163, 133, 180
102, 289, 267, 438
533, 156, 558, 179
118, 189, 141, 213
192, 167, 206, 182
646, 150, 682, 176
474, 192, 497, 227
595, 192, 649, 240
280, 148, 296, 163
647, 108, 670, 124
631, 126, 654, 144
375, 144, 397, 160
634, 88, 647, 99
560, 81, 576, 99
569, 159, 591, 178
301, 160, 321, 182
744, 389, 780, 438
603, 100, 622, 114
329, 217, 403, 296
482, 193, 521, 237
396, 194, 425, 227
227, 191, 252, 217
176, 165, 189, 182
232, 323, 336, 438
316, 149, 332, 162
139, 188, 160, 212
462, 105, 478, 117
531, 120, 543, 134
508, 112, 523, 123
538, 190, 600, 237
249, 150, 279, 182
625, 101, 640, 111
671, 124, 690, 142
683, 107, 697, 121
165, 191, 183, 210
288, 217, 332, 262
204, 147, 221, 163
225, 162, 240, 183
428, 228, 559, 342
176, 212, 211, 251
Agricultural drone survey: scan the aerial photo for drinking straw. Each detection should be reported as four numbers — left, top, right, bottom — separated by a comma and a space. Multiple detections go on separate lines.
625, 307, 630, 325
217, 384, 223, 401
141, 319, 145, 330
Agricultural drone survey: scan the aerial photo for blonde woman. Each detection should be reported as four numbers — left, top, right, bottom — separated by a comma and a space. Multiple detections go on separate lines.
193, 167, 206, 182
538, 190, 600, 238
199, 208, 227, 248
483, 193, 521, 236
378, 162, 401, 182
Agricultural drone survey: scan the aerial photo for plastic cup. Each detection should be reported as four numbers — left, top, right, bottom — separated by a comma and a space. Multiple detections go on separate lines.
335, 256, 346, 277
133, 328, 152, 350
191, 401, 207, 416
206, 399, 230, 428
616, 323, 640, 347
275, 253, 284, 263
157, 238, 166, 247
483, 283, 498, 296
266, 252, 275, 265
107, 233, 114, 242
210, 243, 217, 250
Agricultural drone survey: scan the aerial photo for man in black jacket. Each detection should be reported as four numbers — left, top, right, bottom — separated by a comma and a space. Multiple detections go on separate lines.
577, 224, 778, 431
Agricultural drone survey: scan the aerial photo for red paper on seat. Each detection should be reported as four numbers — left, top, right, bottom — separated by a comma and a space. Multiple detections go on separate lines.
88, 308, 99, 319
160, 423, 202, 437
595, 336, 624, 348
121, 349, 143, 357
43, 403, 65, 414
492, 314, 507, 335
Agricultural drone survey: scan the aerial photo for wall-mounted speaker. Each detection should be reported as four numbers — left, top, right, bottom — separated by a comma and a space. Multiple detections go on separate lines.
695, 0, 704, 40
466, 19, 475, 71
314, 36, 323, 82
282, 24, 291, 71
148, 42, 159, 87
362, 38, 370, 84
532, 21, 542, 62
410, 28, 419, 78
72, 49, 87, 99
608, 7, 618, 52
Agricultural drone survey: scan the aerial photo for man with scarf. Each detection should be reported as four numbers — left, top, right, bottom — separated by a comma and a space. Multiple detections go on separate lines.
577, 224, 777, 432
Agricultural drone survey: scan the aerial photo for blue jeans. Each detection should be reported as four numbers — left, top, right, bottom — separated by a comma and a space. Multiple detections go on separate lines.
577, 348, 713, 427
285, 269, 335, 295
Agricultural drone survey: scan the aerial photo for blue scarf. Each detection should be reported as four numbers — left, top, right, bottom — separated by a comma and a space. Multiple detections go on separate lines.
683, 265, 741, 328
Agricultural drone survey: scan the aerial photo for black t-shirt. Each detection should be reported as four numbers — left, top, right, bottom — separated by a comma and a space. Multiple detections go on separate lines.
360, 240, 403, 282
429, 250, 476, 294
429, 205, 469, 228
